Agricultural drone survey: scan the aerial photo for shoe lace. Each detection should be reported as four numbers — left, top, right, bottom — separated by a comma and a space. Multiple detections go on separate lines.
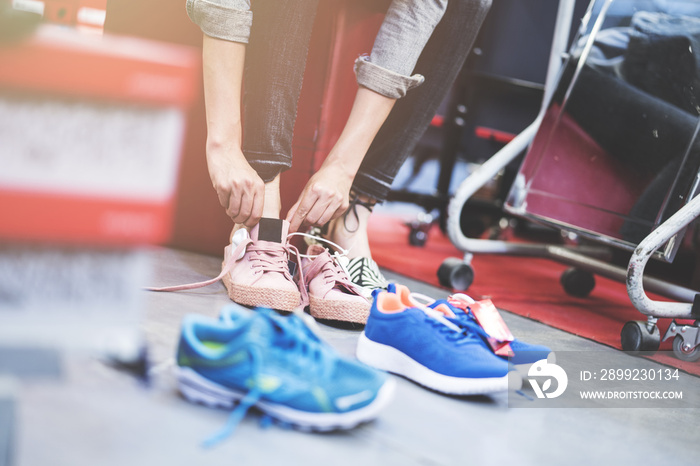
144, 237, 255, 292
449, 293, 477, 305
274, 315, 331, 375
341, 191, 376, 234
146, 236, 322, 337
445, 293, 485, 330
443, 301, 489, 340
202, 381, 263, 448
202, 310, 331, 448
288, 232, 366, 299
145, 234, 296, 294
289, 232, 351, 260
247, 242, 294, 279
446, 294, 517, 355
268, 310, 323, 344
409, 292, 478, 345
414, 291, 478, 326
423, 314, 475, 345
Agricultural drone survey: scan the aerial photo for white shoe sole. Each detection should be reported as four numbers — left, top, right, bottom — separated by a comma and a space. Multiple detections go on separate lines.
356, 333, 509, 395
175, 365, 395, 431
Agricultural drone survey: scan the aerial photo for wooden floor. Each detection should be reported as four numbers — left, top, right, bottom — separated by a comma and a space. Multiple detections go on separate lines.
7, 247, 700, 466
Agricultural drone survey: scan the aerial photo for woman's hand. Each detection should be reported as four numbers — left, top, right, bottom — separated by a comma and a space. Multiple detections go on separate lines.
201, 35, 262, 226
286, 87, 395, 233
286, 162, 352, 233
207, 144, 265, 228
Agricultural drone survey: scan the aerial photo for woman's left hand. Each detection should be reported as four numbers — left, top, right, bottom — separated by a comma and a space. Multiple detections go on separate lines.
286, 87, 395, 233
286, 163, 353, 233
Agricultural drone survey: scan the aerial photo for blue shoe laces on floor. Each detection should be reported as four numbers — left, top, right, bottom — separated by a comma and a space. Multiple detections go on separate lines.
202, 369, 263, 447
202, 310, 331, 448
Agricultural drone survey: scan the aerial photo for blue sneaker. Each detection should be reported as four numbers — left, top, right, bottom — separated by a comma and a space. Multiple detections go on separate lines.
384, 285, 551, 380
176, 305, 395, 446
356, 289, 511, 395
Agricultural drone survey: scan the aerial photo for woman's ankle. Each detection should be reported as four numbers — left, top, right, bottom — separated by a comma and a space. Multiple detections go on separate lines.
327, 192, 377, 259
326, 219, 369, 259
261, 175, 282, 218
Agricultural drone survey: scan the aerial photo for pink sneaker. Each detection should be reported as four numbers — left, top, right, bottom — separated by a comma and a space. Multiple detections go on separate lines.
149, 219, 301, 312
299, 244, 370, 324
221, 220, 300, 312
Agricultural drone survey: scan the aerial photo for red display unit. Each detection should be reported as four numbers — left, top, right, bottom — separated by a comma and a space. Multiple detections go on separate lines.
0, 25, 200, 246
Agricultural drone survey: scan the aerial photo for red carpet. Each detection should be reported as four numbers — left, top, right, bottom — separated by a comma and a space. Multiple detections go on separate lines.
369, 215, 700, 376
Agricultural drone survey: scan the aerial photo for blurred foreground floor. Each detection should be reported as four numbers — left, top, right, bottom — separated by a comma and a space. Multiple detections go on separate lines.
11, 247, 700, 466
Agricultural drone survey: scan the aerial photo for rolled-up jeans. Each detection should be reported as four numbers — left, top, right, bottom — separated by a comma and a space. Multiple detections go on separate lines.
186, 0, 492, 201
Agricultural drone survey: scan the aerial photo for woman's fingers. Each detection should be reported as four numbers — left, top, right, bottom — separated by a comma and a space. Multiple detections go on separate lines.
286, 199, 304, 232
246, 189, 264, 228
304, 196, 333, 226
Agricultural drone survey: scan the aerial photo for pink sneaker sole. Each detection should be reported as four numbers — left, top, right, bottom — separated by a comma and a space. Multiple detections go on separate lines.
308, 295, 370, 324
222, 263, 301, 312
300, 244, 370, 324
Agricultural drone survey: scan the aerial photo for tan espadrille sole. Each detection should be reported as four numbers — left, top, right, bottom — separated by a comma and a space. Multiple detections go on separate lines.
308, 295, 370, 324
222, 271, 300, 312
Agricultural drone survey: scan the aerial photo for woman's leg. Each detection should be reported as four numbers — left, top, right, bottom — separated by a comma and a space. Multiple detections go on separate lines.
217, 0, 318, 311
242, 0, 320, 219
329, 0, 493, 257
353, 0, 492, 201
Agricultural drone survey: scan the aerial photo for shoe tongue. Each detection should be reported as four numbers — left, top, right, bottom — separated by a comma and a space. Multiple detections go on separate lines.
300, 244, 321, 271
251, 218, 289, 243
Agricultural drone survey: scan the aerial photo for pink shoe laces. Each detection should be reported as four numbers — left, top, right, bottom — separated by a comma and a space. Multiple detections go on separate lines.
146, 237, 254, 292
290, 233, 365, 300
301, 249, 364, 297
147, 236, 300, 292
246, 242, 294, 279
147, 232, 313, 312
146, 228, 345, 340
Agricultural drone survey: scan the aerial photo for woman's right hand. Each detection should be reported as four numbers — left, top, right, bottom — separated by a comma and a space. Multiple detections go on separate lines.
206, 144, 265, 228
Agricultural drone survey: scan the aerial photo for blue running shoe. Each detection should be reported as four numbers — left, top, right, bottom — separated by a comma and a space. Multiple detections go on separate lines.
356, 289, 511, 395
176, 305, 395, 446
382, 285, 549, 381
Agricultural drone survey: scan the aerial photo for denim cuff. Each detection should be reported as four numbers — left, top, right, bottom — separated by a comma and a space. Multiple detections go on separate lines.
245, 154, 291, 183
351, 171, 392, 203
354, 55, 425, 99
186, 0, 253, 44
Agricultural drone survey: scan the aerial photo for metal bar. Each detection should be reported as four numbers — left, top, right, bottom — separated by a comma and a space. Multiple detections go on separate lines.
445, 0, 576, 254
451, 237, 609, 260
547, 246, 698, 304
542, 0, 576, 111
446, 120, 539, 251
627, 194, 700, 318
